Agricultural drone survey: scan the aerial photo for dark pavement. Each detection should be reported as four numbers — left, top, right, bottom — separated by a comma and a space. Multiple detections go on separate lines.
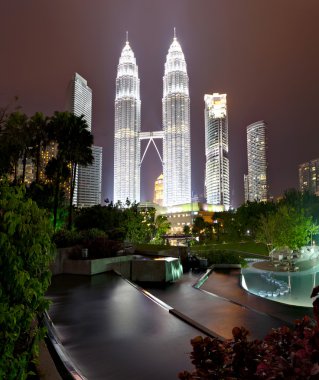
47, 272, 201, 380
46, 269, 314, 379
145, 269, 312, 340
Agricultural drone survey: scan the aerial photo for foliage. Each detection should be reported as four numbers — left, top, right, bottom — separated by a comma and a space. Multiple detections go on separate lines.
74, 204, 155, 244
151, 215, 171, 244
235, 200, 278, 239
280, 188, 319, 224
179, 288, 319, 379
47, 111, 93, 230
0, 111, 29, 182
52, 228, 107, 248
257, 205, 317, 251
74, 204, 121, 232
123, 203, 152, 244
213, 209, 240, 241
191, 241, 269, 256
0, 183, 55, 379
199, 249, 247, 266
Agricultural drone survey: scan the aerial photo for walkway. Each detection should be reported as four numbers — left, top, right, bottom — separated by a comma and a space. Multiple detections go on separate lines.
46, 272, 202, 380
46, 269, 314, 379
144, 269, 312, 340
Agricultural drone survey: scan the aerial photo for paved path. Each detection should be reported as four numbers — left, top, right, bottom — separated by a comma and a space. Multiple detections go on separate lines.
46, 269, 314, 379
46, 272, 202, 380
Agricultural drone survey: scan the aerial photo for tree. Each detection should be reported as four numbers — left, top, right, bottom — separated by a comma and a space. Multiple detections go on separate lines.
0, 111, 29, 183
183, 224, 191, 235
236, 200, 277, 239
152, 215, 171, 244
45, 157, 70, 230
28, 112, 50, 183
0, 182, 55, 379
122, 203, 152, 244
192, 216, 206, 241
48, 112, 93, 229
257, 205, 317, 251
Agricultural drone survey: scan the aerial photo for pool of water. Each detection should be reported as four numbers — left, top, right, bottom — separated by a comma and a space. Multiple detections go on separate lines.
242, 262, 319, 307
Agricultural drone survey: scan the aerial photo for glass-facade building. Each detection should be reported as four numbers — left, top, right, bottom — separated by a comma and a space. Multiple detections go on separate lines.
245, 120, 268, 202
204, 93, 230, 208
299, 158, 319, 196
71, 72, 102, 207
114, 39, 141, 204
162, 33, 191, 206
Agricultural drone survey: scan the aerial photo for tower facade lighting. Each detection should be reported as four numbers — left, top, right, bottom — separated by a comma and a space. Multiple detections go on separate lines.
114, 38, 141, 204
204, 93, 230, 208
162, 31, 191, 206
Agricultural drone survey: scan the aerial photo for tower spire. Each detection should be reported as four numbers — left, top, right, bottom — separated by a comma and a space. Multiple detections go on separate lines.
126, 30, 128, 44
174, 27, 176, 40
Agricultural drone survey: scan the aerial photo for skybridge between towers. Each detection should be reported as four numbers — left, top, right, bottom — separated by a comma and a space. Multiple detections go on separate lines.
139, 131, 164, 165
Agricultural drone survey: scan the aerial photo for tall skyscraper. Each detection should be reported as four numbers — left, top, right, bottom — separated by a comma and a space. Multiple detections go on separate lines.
299, 158, 319, 196
245, 120, 268, 202
162, 30, 191, 206
114, 37, 141, 204
204, 93, 230, 208
72, 73, 92, 132
153, 173, 164, 206
71, 72, 102, 207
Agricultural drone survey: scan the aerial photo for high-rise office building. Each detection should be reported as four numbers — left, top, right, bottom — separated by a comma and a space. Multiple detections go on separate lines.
114, 38, 141, 204
299, 158, 319, 196
77, 146, 102, 207
245, 120, 268, 202
204, 93, 230, 208
72, 73, 92, 132
153, 173, 164, 206
162, 31, 191, 206
71, 72, 102, 207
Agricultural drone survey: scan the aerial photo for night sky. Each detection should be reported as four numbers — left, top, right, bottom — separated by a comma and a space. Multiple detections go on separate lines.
2, 1, 319, 207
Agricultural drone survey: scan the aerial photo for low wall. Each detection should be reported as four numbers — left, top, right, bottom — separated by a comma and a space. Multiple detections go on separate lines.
63, 255, 133, 276
52, 248, 183, 282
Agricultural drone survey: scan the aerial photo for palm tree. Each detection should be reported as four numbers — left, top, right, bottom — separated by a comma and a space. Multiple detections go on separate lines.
48, 111, 93, 230
45, 157, 70, 230
1, 111, 29, 183
29, 112, 50, 183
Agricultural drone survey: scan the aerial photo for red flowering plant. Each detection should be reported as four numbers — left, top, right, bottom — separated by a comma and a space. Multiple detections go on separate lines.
179, 287, 319, 379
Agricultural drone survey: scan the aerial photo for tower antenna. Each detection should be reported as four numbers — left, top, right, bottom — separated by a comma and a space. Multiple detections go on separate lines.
126, 30, 128, 43
174, 27, 176, 39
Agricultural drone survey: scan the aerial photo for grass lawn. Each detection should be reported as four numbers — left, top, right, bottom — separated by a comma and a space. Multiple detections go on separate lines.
191, 241, 269, 256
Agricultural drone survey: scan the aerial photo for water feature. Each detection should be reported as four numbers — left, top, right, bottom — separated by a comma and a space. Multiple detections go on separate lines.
242, 261, 319, 307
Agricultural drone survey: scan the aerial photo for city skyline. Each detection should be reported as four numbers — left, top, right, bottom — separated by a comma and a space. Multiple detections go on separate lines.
2, 1, 319, 207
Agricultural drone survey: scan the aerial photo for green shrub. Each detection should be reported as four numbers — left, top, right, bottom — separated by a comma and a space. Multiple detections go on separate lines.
52, 228, 82, 247
0, 183, 55, 379
200, 249, 247, 266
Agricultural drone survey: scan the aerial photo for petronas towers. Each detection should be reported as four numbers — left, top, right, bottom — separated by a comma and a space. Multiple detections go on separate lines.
114, 31, 191, 206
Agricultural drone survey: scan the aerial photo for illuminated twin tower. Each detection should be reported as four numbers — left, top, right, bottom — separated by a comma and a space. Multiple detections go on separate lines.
114, 31, 191, 206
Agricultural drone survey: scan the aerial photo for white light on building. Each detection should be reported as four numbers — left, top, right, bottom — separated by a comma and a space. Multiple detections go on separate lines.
71, 72, 102, 207
204, 93, 230, 208
245, 120, 268, 202
114, 37, 141, 204
162, 30, 191, 206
